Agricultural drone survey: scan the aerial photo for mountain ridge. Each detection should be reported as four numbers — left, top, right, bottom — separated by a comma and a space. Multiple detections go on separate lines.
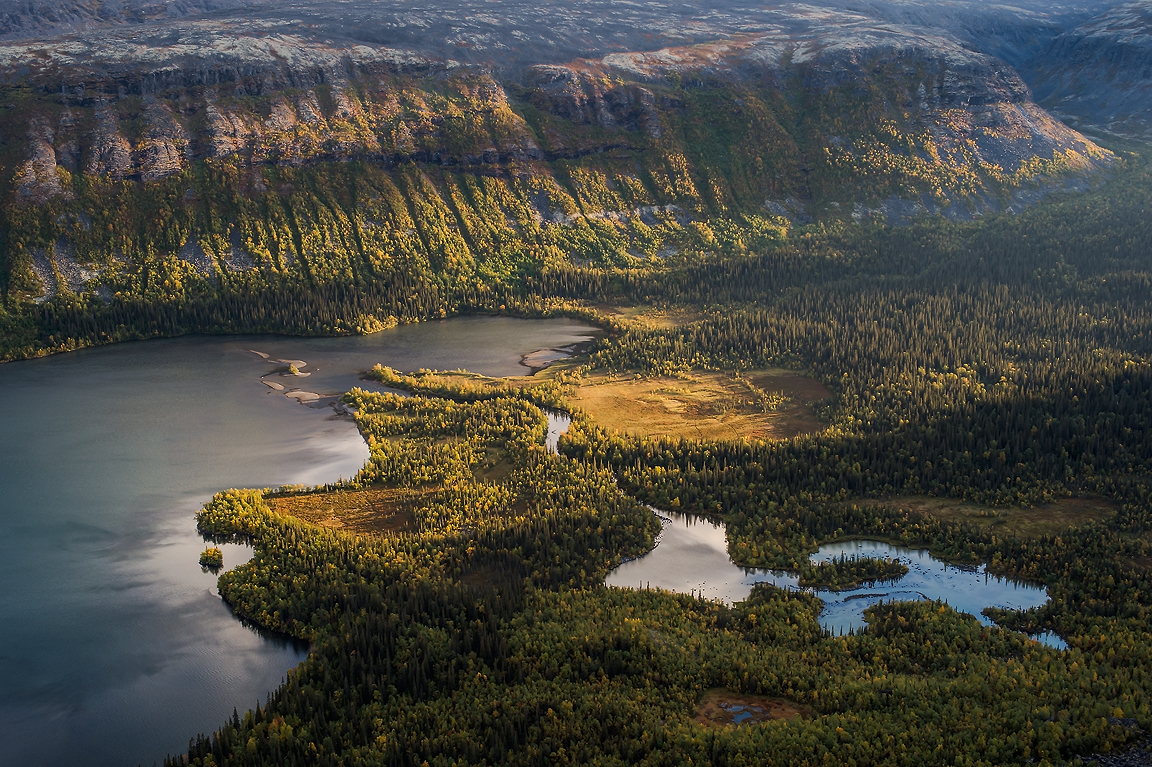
0, 0, 1121, 332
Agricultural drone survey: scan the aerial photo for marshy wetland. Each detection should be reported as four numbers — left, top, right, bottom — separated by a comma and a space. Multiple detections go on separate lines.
566, 368, 831, 441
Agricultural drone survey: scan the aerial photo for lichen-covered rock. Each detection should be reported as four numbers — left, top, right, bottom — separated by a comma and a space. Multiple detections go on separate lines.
84, 104, 133, 179
295, 92, 325, 126
524, 66, 662, 137
204, 97, 254, 159
27, 247, 57, 303
264, 97, 298, 132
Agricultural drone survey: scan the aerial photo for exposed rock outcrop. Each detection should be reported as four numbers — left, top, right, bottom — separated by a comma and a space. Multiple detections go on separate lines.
16, 120, 72, 203
138, 100, 191, 181
204, 96, 254, 159
84, 104, 133, 179
523, 67, 663, 138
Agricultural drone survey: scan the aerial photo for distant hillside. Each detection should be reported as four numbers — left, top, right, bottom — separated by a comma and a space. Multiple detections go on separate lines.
0, 0, 249, 40
1028, 1, 1152, 135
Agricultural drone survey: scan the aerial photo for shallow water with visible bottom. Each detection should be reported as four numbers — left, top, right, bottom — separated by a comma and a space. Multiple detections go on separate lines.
606, 509, 1067, 649
0, 316, 598, 767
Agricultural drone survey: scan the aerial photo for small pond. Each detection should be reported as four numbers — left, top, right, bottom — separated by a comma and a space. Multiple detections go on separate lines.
543, 410, 572, 454
605, 509, 1067, 650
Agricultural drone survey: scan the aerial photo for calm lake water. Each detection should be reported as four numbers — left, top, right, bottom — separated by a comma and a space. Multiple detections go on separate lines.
0, 316, 599, 767
606, 510, 1066, 649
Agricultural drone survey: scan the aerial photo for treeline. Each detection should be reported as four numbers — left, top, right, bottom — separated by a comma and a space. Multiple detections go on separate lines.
2, 100, 1139, 362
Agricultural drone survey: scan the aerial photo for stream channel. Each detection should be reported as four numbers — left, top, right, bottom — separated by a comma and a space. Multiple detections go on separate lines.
0, 316, 599, 767
606, 509, 1067, 650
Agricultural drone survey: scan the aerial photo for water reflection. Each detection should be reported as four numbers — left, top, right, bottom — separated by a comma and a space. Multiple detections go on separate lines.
605, 510, 1067, 650
543, 410, 572, 454
0, 316, 600, 767
206, 541, 256, 572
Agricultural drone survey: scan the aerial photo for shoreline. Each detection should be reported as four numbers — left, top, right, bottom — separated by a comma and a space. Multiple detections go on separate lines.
0, 307, 615, 365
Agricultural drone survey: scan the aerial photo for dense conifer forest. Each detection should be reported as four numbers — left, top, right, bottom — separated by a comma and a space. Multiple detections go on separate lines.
136, 142, 1152, 766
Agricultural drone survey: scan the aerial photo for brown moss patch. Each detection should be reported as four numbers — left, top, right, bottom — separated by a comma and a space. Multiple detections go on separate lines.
568, 368, 829, 441
695, 689, 813, 727
268, 487, 432, 536
875, 496, 1116, 538
471, 448, 514, 483
1127, 555, 1152, 572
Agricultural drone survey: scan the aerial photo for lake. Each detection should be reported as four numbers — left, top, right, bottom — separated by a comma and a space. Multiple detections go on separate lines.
0, 316, 599, 767
606, 509, 1067, 649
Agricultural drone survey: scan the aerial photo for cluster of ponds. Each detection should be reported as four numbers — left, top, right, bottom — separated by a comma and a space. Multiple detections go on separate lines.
605, 510, 1067, 649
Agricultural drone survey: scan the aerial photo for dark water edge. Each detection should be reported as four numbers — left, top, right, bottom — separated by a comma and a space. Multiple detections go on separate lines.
0, 316, 599, 767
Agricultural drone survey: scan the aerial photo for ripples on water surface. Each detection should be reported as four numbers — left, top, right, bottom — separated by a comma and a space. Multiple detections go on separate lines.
606, 510, 1067, 650
0, 317, 599, 767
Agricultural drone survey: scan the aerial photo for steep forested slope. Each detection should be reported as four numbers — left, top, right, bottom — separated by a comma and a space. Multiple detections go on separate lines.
0, 6, 1114, 359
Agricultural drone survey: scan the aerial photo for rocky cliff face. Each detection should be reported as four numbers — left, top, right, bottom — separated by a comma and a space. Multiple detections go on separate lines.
0, 0, 1119, 304
521, 19, 1109, 194
0, 20, 1109, 198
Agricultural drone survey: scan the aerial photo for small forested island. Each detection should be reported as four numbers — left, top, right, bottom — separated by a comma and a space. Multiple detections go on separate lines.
198, 547, 224, 571
3, 1, 1152, 764
798, 556, 910, 591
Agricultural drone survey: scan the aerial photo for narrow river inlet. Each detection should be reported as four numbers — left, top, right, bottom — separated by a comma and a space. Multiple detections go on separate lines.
606, 509, 1067, 650
0, 316, 599, 767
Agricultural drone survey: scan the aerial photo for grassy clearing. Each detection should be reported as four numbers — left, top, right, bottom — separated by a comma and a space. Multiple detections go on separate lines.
567, 368, 830, 440
876, 496, 1116, 538
593, 303, 704, 329
267, 487, 431, 535
694, 689, 813, 727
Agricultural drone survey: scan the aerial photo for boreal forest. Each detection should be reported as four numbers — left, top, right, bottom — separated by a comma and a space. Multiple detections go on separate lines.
2, 0, 1152, 765
159, 148, 1152, 766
